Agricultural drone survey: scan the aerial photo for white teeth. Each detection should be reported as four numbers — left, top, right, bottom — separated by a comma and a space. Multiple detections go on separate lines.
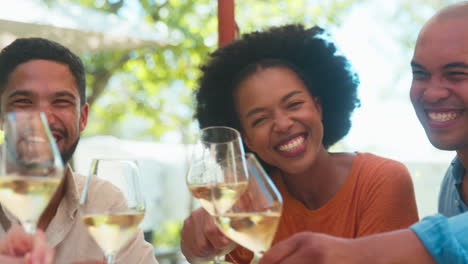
428, 112, 457, 122
278, 136, 304, 152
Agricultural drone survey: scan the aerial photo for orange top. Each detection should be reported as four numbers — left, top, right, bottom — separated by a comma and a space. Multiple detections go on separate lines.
227, 152, 419, 263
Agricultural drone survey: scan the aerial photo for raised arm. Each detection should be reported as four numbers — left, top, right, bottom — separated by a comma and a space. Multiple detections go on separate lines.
259, 229, 436, 264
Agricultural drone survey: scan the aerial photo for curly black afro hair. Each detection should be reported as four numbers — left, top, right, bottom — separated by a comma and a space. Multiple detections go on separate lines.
195, 24, 360, 149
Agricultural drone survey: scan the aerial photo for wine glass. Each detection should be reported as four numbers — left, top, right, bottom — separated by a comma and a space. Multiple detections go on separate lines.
80, 159, 146, 264
186, 126, 249, 264
213, 153, 283, 264
0, 111, 64, 234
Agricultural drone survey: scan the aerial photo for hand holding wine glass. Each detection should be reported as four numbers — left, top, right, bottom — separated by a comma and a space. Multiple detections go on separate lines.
0, 224, 55, 264
80, 159, 145, 264
185, 126, 249, 264
213, 153, 283, 264
0, 111, 64, 234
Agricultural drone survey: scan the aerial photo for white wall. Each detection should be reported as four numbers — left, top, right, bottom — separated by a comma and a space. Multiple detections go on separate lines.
73, 136, 193, 231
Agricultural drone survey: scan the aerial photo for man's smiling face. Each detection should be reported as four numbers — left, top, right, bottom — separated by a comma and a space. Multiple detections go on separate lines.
1, 59, 88, 163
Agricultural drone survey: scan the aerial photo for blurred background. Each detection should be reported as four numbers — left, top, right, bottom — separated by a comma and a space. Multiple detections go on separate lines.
1, 0, 464, 262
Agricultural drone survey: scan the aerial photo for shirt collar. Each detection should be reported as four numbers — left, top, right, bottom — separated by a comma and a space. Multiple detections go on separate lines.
451, 156, 465, 184
62, 164, 81, 218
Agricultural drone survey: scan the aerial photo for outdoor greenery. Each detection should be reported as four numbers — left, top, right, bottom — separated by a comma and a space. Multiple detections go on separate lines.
37, 0, 462, 143
41, 0, 365, 143
152, 220, 183, 248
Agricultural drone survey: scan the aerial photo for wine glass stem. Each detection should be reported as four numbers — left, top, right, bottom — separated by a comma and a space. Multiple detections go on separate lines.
250, 253, 261, 264
213, 255, 231, 264
105, 254, 116, 264
213, 255, 222, 263
22, 221, 36, 234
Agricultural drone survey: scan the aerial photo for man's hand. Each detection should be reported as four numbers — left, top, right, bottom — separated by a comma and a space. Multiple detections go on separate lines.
259, 232, 357, 264
180, 208, 235, 263
72, 261, 106, 264
260, 230, 437, 264
0, 224, 54, 264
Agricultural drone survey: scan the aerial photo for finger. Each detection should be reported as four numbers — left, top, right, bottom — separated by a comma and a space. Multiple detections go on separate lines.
182, 215, 214, 258
72, 261, 106, 264
30, 230, 54, 264
0, 254, 24, 264
192, 213, 218, 256
204, 218, 232, 249
43, 248, 54, 264
7, 225, 33, 257
193, 223, 216, 257
30, 230, 46, 260
277, 254, 314, 264
259, 236, 300, 264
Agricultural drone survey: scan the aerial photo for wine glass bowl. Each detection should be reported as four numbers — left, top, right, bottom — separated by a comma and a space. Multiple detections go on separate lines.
186, 126, 249, 264
0, 111, 64, 234
80, 159, 145, 264
213, 153, 283, 264
188, 155, 248, 216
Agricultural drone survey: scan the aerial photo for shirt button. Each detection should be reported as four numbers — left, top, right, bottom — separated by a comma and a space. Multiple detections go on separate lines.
455, 200, 460, 207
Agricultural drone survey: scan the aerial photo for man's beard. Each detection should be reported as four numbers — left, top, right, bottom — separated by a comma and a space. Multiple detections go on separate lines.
61, 138, 80, 164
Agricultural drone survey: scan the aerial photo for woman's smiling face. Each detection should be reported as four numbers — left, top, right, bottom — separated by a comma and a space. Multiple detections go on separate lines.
234, 66, 324, 174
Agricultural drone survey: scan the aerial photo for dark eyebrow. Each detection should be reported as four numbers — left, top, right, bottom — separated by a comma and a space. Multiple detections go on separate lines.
443, 62, 468, 70
410, 61, 425, 70
245, 107, 267, 119
7, 90, 77, 101
7, 90, 33, 99
245, 90, 303, 118
281, 91, 302, 103
54, 91, 77, 100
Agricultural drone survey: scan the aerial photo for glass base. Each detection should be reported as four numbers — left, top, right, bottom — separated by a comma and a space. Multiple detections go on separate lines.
249, 253, 262, 264
105, 254, 116, 264
212, 256, 232, 264
22, 221, 36, 234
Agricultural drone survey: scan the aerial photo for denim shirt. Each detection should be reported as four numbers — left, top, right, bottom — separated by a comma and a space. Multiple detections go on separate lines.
438, 156, 468, 217
410, 213, 468, 264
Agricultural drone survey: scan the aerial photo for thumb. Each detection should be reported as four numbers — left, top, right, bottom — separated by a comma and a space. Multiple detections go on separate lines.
0, 254, 24, 264
259, 236, 300, 264
72, 261, 107, 264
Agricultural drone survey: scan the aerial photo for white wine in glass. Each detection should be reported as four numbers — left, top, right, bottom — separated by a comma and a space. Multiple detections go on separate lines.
0, 111, 64, 234
187, 159, 248, 215
214, 153, 283, 264
186, 126, 249, 264
80, 159, 146, 264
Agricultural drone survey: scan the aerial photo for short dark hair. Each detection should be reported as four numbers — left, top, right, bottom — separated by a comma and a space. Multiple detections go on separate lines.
195, 24, 360, 149
0, 37, 86, 104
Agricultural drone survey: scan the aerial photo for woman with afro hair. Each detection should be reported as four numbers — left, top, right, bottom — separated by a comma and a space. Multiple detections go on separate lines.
181, 24, 419, 264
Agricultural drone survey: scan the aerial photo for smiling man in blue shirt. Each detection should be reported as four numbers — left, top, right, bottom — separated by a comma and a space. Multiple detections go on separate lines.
421, 0, 468, 217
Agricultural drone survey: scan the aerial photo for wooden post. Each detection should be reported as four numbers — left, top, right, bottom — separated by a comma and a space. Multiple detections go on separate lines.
218, 0, 236, 46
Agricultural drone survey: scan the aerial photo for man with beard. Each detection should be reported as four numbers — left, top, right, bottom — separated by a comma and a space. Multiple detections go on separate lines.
258, 1, 468, 264
0, 38, 158, 264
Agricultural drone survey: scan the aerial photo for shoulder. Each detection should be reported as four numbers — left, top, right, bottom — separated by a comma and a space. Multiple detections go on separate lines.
354, 152, 410, 175
74, 172, 123, 196
351, 152, 412, 188
73, 172, 126, 210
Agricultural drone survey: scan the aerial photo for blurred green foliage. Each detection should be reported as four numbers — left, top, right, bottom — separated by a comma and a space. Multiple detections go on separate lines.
40, 0, 361, 143
152, 220, 183, 248
38, 0, 464, 143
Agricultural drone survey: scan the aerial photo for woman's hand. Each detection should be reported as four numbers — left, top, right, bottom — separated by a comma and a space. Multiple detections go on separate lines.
180, 208, 235, 263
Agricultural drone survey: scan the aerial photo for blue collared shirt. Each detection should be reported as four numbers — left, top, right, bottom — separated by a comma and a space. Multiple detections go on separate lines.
438, 156, 468, 217
410, 213, 468, 264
